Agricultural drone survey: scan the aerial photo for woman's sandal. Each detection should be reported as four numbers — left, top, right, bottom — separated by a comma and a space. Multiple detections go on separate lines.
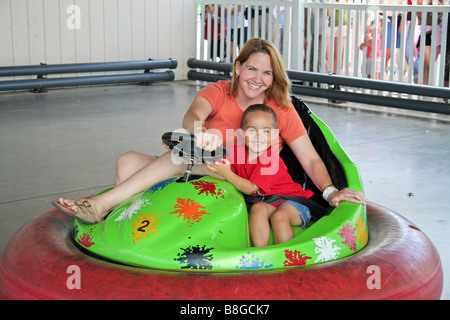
52, 199, 98, 224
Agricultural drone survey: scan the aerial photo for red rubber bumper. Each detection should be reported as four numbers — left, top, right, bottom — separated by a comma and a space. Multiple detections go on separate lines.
0, 202, 443, 300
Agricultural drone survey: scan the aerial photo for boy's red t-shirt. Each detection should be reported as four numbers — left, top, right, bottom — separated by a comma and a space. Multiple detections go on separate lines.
228, 145, 314, 205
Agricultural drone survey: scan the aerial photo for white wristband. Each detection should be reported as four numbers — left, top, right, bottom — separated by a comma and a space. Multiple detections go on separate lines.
322, 185, 338, 201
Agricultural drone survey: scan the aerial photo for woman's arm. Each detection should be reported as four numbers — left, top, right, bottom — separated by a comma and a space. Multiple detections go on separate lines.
182, 96, 212, 134
288, 135, 366, 206
182, 96, 222, 151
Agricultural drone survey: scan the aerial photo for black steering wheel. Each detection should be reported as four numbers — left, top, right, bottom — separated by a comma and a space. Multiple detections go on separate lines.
161, 132, 229, 164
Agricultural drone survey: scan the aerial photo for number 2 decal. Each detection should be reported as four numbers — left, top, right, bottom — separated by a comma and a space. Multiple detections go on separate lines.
137, 220, 150, 232
132, 212, 162, 244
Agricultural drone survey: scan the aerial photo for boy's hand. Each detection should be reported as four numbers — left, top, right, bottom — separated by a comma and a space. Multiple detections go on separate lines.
206, 158, 231, 177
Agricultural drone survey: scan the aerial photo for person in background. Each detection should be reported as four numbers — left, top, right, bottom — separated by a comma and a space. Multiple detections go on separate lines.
204, 4, 226, 62
360, 15, 383, 79
416, 0, 443, 85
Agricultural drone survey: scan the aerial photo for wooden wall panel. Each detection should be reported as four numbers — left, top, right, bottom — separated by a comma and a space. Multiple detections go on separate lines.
1, 0, 197, 80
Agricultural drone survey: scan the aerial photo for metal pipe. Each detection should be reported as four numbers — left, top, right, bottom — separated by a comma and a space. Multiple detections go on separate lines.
291, 85, 450, 115
286, 70, 450, 100
187, 70, 230, 82
186, 69, 450, 115
187, 58, 450, 115
187, 58, 449, 100
0, 59, 178, 77
0, 72, 174, 91
187, 58, 232, 73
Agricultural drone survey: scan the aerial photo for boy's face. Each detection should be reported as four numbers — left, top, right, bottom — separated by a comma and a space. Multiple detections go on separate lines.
242, 110, 277, 156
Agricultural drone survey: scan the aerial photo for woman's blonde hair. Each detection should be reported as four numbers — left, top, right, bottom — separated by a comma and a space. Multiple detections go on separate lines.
230, 38, 291, 110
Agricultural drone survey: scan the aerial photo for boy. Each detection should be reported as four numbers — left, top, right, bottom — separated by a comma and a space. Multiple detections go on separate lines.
359, 17, 382, 79
206, 104, 315, 246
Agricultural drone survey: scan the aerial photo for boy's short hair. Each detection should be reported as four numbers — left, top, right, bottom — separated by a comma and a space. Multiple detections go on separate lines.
241, 104, 278, 128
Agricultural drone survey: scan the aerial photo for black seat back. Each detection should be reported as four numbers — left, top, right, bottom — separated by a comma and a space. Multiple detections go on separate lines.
280, 96, 348, 208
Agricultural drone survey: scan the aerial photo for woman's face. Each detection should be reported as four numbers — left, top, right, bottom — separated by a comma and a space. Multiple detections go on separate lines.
235, 52, 274, 103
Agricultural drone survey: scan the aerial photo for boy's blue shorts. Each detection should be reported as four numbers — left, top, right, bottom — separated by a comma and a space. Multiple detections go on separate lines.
278, 200, 311, 228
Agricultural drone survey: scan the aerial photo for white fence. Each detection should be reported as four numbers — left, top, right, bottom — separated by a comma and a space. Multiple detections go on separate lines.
197, 0, 450, 88
198, 0, 302, 69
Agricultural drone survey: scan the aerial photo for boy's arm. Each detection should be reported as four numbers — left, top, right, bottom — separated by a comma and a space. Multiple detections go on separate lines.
221, 169, 260, 195
206, 159, 259, 195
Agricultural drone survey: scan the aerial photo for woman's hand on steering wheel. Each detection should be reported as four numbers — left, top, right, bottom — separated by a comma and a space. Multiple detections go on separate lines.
194, 131, 223, 152
162, 131, 228, 164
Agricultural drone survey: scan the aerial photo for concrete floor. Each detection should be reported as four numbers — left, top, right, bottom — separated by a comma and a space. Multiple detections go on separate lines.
0, 80, 448, 299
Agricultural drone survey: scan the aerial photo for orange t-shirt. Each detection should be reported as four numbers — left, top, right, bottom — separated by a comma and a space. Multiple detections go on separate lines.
195, 81, 307, 150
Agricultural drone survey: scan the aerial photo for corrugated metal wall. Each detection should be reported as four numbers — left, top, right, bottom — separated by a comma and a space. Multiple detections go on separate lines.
0, 0, 197, 80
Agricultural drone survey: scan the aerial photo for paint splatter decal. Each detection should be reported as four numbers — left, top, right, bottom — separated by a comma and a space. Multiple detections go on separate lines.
145, 177, 176, 194
190, 180, 224, 199
132, 212, 162, 244
115, 198, 151, 222
313, 236, 342, 263
171, 198, 210, 226
283, 249, 312, 267
356, 215, 368, 247
174, 244, 214, 270
78, 228, 96, 247
338, 222, 357, 251
235, 252, 273, 269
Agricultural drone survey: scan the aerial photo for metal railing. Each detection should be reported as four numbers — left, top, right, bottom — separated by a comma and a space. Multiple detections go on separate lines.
0, 59, 177, 92
196, 0, 450, 104
304, 0, 449, 87
187, 58, 450, 114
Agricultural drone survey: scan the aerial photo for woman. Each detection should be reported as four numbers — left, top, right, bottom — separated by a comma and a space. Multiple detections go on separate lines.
54, 38, 366, 224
